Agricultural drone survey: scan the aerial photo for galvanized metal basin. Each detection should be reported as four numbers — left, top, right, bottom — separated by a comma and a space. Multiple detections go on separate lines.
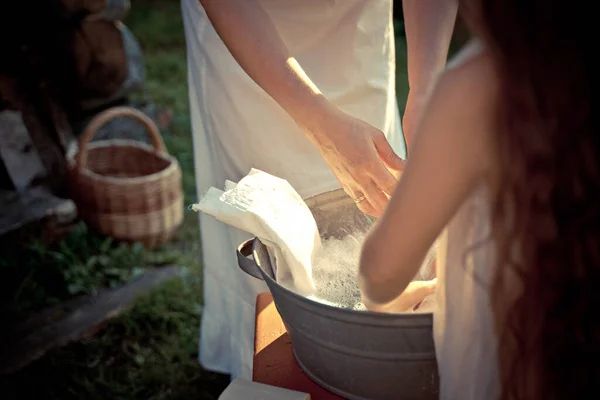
237, 189, 438, 400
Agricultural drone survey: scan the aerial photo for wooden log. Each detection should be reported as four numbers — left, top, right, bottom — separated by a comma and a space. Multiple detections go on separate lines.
72, 20, 128, 100
59, 0, 107, 17
60, 0, 131, 22
0, 265, 182, 375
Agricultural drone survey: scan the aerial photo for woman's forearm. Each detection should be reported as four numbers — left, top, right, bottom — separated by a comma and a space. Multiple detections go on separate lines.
200, 0, 334, 139
403, 0, 458, 94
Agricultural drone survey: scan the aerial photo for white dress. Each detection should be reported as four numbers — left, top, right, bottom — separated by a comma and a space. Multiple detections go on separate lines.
434, 40, 500, 399
181, 0, 405, 380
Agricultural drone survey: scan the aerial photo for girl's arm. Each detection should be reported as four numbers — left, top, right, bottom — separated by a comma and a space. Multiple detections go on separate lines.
359, 53, 497, 312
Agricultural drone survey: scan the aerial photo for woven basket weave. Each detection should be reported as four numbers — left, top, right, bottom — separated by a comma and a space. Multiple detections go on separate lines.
67, 106, 183, 249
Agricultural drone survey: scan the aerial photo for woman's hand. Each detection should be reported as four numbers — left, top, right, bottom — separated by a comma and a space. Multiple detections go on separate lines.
363, 278, 437, 313
307, 107, 405, 217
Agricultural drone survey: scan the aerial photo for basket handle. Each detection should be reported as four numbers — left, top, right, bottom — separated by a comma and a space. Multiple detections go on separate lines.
75, 106, 167, 171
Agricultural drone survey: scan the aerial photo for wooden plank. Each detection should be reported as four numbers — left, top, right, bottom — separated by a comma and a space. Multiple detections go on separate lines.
0, 265, 182, 375
0, 187, 76, 236
0, 111, 46, 192
5, 293, 98, 342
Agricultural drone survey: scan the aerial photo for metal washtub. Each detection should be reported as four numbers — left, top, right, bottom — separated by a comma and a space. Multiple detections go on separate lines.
236, 189, 439, 400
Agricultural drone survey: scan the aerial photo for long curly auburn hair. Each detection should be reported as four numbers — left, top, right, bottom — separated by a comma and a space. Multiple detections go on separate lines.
460, 1, 600, 398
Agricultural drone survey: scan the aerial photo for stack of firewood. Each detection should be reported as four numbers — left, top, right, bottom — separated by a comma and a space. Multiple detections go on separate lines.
0, 0, 146, 238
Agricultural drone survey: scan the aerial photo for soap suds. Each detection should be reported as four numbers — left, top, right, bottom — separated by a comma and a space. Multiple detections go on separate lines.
308, 232, 367, 311
308, 231, 437, 313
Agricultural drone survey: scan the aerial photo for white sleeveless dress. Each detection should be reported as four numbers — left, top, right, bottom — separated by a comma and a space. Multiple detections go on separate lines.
181, 0, 405, 379
434, 40, 500, 399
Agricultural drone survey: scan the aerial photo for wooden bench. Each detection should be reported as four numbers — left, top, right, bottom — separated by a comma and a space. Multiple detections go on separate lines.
253, 292, 344, 399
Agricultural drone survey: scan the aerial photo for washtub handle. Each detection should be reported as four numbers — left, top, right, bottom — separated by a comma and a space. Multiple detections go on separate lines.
237, 239, 265, 281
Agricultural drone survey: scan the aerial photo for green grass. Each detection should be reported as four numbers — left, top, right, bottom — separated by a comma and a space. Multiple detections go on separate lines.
0, 223, 166, 317
3, 2, 411, 399
6, 278, 229, 400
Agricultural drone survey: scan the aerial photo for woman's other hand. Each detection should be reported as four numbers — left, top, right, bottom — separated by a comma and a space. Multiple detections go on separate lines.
308, 107, 405, 216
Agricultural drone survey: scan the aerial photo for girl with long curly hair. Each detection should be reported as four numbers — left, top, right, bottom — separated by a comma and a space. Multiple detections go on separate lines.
359, 1, 600, 398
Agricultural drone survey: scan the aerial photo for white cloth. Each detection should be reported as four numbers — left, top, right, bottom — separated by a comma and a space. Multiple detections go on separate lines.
191, 169, 320, 296
181, 0, 405, 379
433, 40, 499, 399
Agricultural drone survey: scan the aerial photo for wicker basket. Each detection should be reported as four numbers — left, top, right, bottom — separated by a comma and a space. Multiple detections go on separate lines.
67, 106, 183, 249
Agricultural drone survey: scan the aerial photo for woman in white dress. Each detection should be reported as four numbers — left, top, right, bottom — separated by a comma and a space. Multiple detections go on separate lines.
182, 0, 457, 379
359, 1, 599, 398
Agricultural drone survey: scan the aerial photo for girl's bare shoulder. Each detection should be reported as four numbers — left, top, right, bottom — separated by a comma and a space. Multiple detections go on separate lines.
428, 41, 498, 173
440, 40, 497, 116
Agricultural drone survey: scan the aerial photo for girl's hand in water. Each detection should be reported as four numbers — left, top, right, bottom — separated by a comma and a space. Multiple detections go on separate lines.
363, 278, 437, 313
